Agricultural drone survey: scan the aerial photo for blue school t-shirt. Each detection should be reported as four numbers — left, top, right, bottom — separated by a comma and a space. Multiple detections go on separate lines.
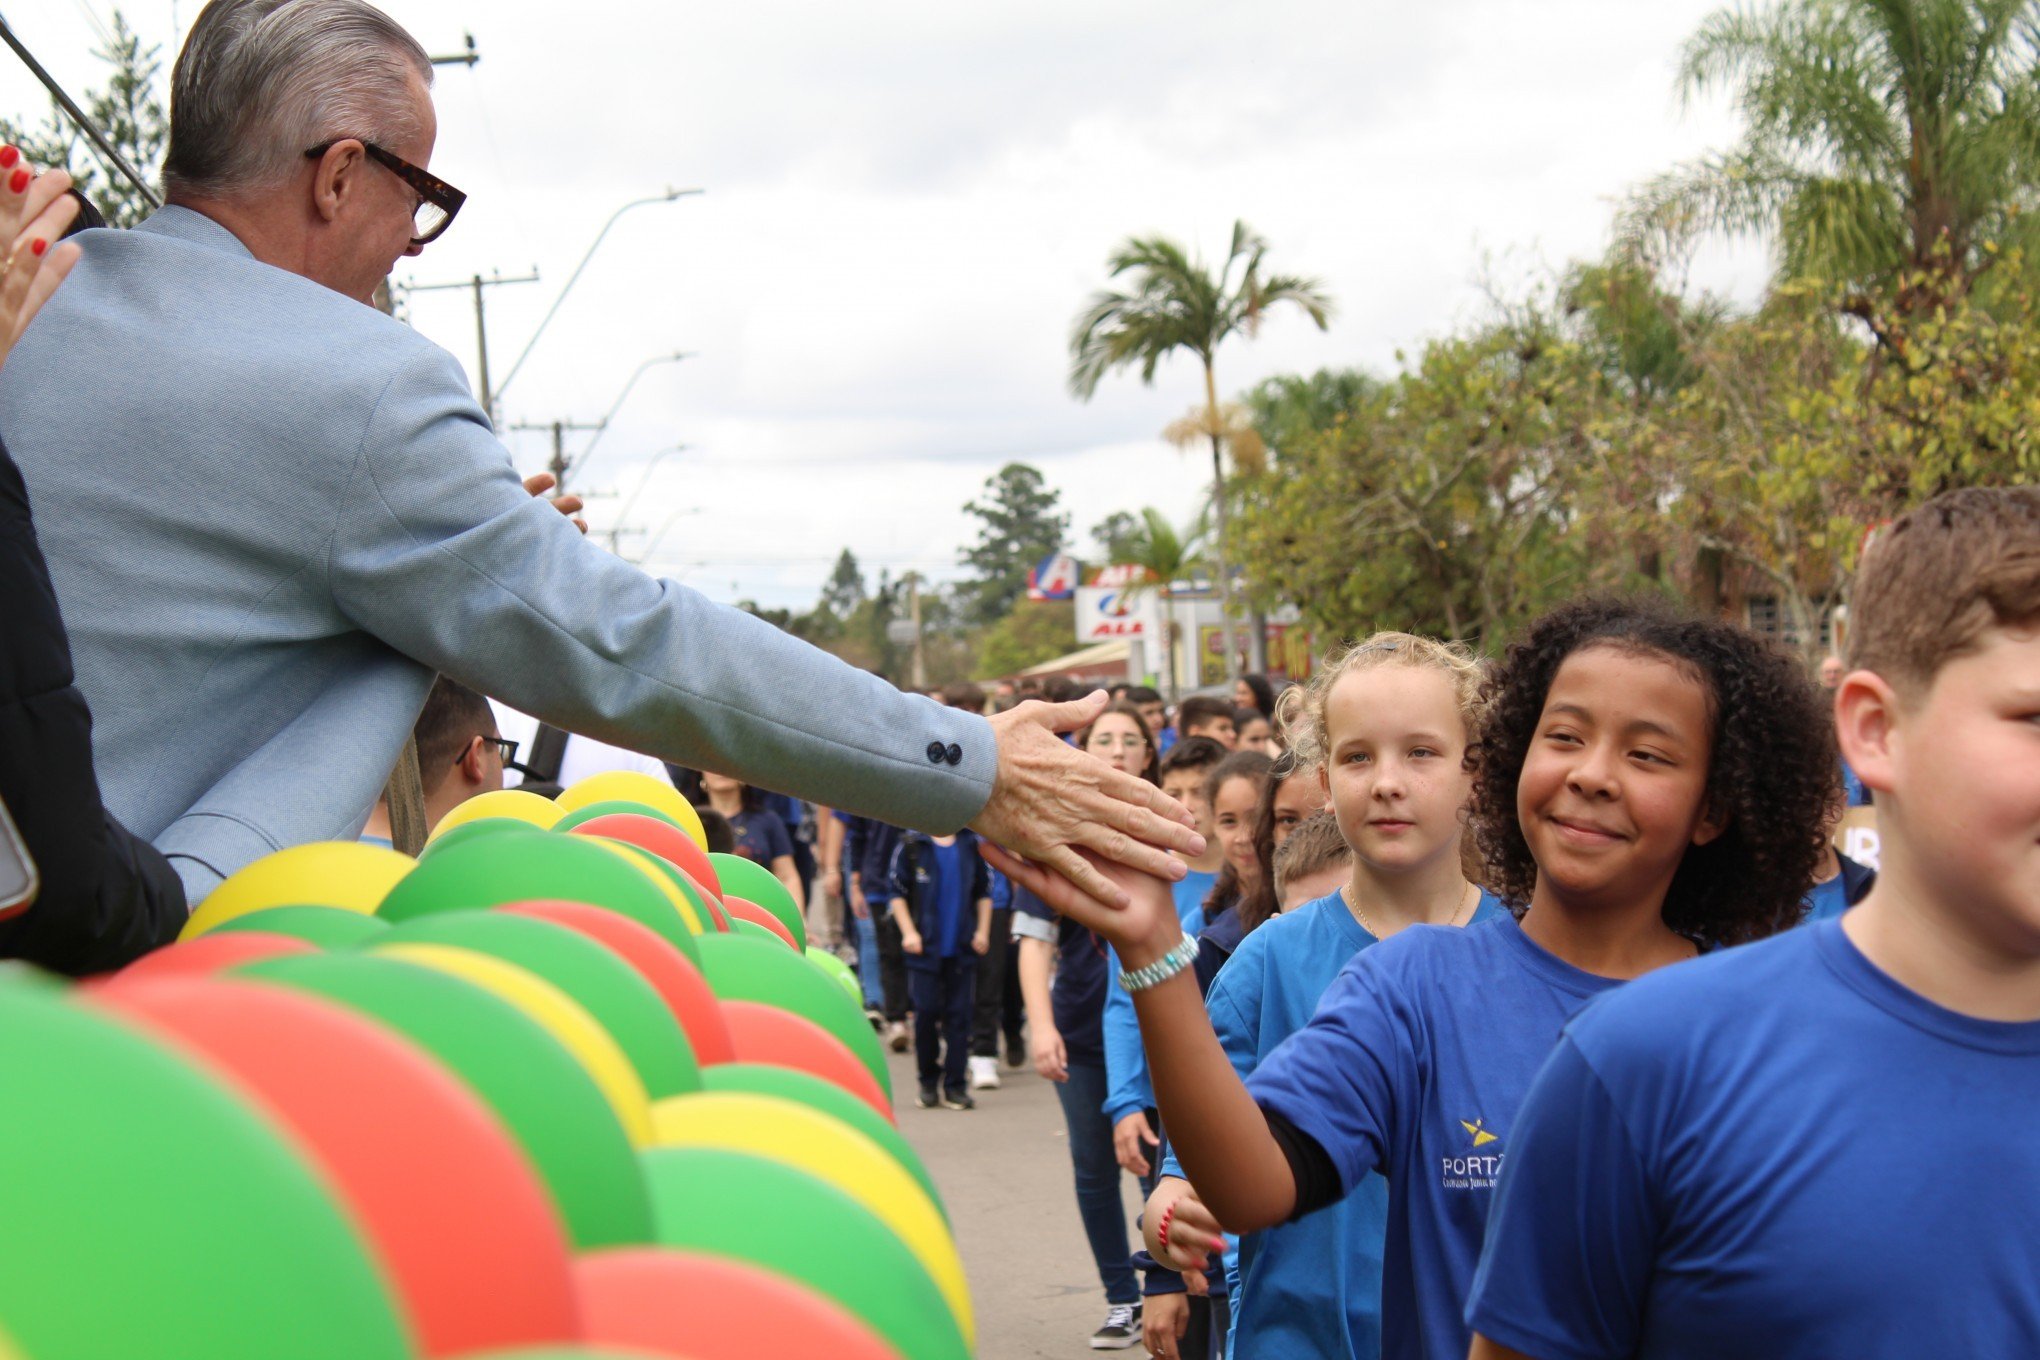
1467, 918, 2040, 1358
1013, 885, 1111, 1065
927, 839, 970, 958
1165, 891, 1503, 1360
728, 807, 793, 868
1248, 914, 1623, 1360
1174, 867, 1217, 922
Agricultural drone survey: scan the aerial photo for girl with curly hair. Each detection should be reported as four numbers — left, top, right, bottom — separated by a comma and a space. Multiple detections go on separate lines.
991, 597, 1834, 1360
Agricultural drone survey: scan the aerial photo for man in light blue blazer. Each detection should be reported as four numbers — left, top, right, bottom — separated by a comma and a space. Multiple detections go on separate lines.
0, 0, 1197, 906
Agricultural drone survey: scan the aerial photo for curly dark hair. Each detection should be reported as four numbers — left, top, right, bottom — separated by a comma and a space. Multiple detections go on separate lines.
1466, 596, 1835, 947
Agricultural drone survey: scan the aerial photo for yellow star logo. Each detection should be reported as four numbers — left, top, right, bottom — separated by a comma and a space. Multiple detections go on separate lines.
1461, 1118, 1498, 1148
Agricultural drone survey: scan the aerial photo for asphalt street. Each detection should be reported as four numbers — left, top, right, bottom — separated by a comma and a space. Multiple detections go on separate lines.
888, 1043, 1151, 1360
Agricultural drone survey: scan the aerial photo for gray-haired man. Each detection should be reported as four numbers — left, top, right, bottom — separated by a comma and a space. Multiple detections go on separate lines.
0, 0, 1198, 903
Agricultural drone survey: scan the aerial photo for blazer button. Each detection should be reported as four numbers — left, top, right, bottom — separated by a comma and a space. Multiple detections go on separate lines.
927, 741, 947, 764
946, 744, 963, 766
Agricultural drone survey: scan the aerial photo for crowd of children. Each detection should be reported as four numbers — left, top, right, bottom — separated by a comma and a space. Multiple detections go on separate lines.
981, 485, 2039, 1360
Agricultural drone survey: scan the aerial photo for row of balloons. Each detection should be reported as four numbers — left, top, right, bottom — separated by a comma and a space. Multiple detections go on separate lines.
0, 772, 972, 1360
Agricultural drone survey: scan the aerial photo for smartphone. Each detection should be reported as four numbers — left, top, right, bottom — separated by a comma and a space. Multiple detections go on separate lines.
0, 794, 39, 920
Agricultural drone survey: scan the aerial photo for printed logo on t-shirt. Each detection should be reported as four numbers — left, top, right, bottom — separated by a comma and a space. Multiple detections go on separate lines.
1442, 1117, 1504, 1189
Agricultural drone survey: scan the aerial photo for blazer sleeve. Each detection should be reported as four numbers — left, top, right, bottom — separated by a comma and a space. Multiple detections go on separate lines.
327, 345, 995, 835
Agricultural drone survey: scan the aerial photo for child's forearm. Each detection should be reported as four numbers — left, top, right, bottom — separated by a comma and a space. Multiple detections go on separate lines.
976, 898, 992, 932
887, 899, 912, 929
1132, 967, 1297, 1233
1017, 937, 1055, 1028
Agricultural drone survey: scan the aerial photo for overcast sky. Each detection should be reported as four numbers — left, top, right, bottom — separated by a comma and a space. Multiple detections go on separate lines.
10, 0, 1770, 609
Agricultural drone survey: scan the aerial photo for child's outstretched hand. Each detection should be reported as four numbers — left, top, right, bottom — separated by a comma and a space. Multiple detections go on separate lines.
981, 843, 1182, 970
1145, 1178, 1222, 1273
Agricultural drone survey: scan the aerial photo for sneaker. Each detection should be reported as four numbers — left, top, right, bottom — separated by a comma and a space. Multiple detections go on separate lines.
917, 1083, 938, 1109
1090, 1302, 1141, 1349
969, 1055, 1001, 1090
941, 1086, 975, 1111
888, 1021, 910, 1053
1003, 1029, 1027, 1069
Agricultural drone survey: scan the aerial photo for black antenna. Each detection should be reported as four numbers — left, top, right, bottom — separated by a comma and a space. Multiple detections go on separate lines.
0, 11, 162, 211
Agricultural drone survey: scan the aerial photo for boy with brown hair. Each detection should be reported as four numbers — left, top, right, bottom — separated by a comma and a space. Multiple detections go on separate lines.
1466, 486, 2040, 1360
1270, 809, 1353, 911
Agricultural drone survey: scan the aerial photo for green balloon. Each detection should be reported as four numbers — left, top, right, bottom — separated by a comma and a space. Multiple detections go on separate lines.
419, 817, 551, 859
0, 988, 411, 1359
694, 933, 891, 1097
370, 912, 701, 1099
641, 1147, 967, 1360
701, 1063, 945, 1220
709, 852, 806, 948
553, 800, 687, 834
586, 836, 719, 938
240, 952, 653, 1249
378, 833, 697, 957
804, 946, 864, 1005
728, 918, 784, 947
210, 906, 391, 948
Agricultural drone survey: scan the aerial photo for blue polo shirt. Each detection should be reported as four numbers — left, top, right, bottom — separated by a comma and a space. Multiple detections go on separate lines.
1248, 914, 1623, 1360
1468, 918, 2040, 1359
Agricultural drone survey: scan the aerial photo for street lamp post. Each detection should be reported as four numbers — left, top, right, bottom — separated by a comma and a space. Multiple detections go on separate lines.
575, 351, 694, 473
604, 442, 690, 553
489, 187, 704, 420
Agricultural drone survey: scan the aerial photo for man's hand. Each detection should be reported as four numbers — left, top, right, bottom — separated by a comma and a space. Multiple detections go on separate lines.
970, 691, 1203, 908
1114, 1111, 1160, 1177
1143, 1292, 1189, 1360
0, 157, 81, 372
1031, 1022, 1068, 1083
522, 471, 587, 533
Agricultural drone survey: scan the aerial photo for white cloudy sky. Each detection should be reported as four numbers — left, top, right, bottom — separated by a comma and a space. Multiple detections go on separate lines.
12, 0, 1771, 609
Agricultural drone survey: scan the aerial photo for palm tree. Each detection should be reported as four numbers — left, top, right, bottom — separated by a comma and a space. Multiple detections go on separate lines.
1070, 222, 1332, 672
1621, 0, 2040, 324
1112, 507, 1208, 702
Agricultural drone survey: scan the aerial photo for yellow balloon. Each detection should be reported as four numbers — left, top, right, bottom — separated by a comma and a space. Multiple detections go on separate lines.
182, 842, 415, 941
425, 788, 564, 842
651, 1091, 973, 1342
373, 942, 654, 1146
586, 839, 711, 935
556, 771, 707, 849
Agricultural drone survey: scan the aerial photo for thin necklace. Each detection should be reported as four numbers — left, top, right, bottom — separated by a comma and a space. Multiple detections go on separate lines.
1342, 881, 1477, 940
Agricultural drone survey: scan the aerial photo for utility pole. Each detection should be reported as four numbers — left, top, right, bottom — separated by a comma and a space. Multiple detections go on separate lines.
508, 419, 602, 493
401, 270, 540, 417
906, 572, 929, 690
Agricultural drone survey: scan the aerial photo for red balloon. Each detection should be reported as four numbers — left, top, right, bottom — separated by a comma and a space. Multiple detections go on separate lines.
89, 976, 577, 1357
720, 896, 798, 950
574, 1246, 906, 1360
567, 813, 722, 900
95, 931, 318, 987
498, 900, 735, 1064
719, 1000, 892, 1123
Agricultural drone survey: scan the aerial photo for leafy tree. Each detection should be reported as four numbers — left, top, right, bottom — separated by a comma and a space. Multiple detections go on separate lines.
1089, 510, 1142, 562
1245, 368, 1380, 458
957, 462, 1069, 626
1621, 0, 2040, 324
1069, 221, 1333, 670
0, 11, 165, 227
819, 548, 866, 620
974, 601, 1077, 679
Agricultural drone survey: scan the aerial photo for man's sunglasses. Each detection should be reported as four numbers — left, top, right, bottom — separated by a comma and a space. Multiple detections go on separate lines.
303, 138, 465, 246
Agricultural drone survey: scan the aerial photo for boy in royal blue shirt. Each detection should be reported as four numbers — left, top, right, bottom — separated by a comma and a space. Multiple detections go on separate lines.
889, 828, 992, 1110
1468, 487, 2040, 1360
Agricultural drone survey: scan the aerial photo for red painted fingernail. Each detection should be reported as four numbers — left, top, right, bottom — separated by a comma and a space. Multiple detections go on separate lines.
8, 169, 28, 194
29, 239, 45, 257
0, 146, 19, 169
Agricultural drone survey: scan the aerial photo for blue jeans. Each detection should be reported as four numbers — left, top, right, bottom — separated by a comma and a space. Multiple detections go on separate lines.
1054, 1058, 1139, 1305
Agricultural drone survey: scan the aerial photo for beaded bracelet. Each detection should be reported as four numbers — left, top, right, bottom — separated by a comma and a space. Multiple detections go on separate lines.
1117, 935, 1200, 993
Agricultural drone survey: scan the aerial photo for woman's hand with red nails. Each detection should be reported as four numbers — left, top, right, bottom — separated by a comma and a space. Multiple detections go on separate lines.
0, 156, 83, 372
1144, 1178, 1222, 1273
